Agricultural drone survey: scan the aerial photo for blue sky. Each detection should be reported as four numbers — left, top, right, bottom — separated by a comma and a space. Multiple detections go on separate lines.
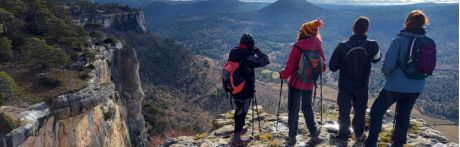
240, 0, 459, 4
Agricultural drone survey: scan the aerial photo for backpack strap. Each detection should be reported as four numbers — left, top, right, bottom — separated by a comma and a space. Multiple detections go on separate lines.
294, 45, 304, 51
345, 40, 368, 50
344, 41, 369, 59
295, 45, 320, 54
397, 36, 417, 70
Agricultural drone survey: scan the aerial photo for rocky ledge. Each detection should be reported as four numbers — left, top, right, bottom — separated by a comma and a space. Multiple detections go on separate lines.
161, 106, 458, 147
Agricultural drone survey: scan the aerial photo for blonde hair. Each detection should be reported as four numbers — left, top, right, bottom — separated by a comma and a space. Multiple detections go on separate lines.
404, 10, 430, 29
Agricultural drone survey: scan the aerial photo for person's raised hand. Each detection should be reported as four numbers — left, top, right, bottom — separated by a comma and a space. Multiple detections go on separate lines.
253, 47, 261, 54
278, 70, 284, 79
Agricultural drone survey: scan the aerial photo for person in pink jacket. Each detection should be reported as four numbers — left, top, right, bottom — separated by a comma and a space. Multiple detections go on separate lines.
280, 19, 326, 146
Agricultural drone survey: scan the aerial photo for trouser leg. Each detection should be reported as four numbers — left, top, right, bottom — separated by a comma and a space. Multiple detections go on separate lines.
365, 90, 396, 147
352, 90, 369, 138
287, 88, 302, 141
300, 90, 317, 136
234, 98, 252, 135
337, 90, 352, 139
391, 93, 419, 147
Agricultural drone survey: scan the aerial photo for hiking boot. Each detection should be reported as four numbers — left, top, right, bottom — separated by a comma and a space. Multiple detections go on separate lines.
306, 136, 323, 147
352, 134, 366, 147
356, 134, 367, 145
330, 134, 348, 146
311, 128, 321, 137
240, 128, 248, 135
285, 137, 296, 147
230, 138, 249, 147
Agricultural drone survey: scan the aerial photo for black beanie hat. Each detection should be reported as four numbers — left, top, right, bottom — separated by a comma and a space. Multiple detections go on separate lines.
239, 33, 255, 50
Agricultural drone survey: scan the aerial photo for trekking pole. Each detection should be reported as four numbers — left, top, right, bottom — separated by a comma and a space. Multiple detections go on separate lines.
313, 83, 317, 107
251, 98, 255, 140
275, 79, 283, 132
393, 105, 398, 134
320, 72, 323, 126
254, 94, 262, 133
226, 92, 233, 109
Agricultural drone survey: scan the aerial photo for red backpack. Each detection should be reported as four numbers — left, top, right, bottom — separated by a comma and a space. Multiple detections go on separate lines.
222, 60, 246, 95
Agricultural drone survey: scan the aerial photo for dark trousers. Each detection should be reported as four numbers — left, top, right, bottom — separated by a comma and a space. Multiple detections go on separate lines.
233, 98, 252, 134
287, 87, 317, 142
365, 90, 419, 147
336, 89, 368, 139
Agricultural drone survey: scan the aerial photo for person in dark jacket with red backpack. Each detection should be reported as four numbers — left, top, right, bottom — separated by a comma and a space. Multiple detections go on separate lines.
280, 19, 326, 146
366, 10, 436, 147
227, 33, 270, 146
329, 16, 381, 145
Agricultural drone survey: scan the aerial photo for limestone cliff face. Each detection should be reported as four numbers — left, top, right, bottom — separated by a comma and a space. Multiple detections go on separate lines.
0, 42, 146, 147
112, 47, 148, 146
73, 11, 147, 33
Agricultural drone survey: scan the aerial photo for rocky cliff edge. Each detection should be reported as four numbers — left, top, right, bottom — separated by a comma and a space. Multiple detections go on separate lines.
162, 106, 458, 147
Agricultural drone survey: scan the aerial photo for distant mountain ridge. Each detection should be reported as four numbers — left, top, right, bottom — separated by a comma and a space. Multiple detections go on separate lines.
144, 0, 269, 15
259, 0, 322, 14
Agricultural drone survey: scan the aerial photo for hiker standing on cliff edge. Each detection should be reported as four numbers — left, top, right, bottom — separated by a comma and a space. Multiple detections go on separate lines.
280, 19, 326, 146
366, 10, 437, 147
225, 33, 270, 147
328, 16, 381, 146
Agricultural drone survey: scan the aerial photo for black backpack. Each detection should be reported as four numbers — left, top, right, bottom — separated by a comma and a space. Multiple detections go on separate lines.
343, 41, 371, 79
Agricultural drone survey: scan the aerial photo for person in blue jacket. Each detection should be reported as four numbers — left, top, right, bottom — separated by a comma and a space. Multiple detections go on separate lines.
366, 10, 435, 147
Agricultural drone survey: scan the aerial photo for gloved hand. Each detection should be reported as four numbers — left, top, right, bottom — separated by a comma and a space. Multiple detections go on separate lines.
278, 70, 284, 79
253, 47, 261, 54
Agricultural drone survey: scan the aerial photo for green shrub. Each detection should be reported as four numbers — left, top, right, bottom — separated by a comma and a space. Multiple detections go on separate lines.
22, 38, 70, 68
86, 64, 96, 70
193, 132, 208, 140
256, 133, 273, 142
40, 76, 61, 88
409, 120, 421, 134
143, 102, 170, 135
0, 71, 19, 105
0, 37, 13, 61
0, 112, 20, 133
84, 23, 102, 30
103, 37, 117, 46
79, 73, 91, 80
378, 128, 393, 144
90, 31, 104, 41
82, 50, 96, 62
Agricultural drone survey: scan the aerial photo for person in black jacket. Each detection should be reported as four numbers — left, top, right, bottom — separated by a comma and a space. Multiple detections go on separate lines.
228, 33, 270, 146
329, 16, 381, 145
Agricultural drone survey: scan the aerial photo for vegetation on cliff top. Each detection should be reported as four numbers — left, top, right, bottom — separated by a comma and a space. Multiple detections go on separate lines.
0, 0, 98, 107
0, 112, 20, 134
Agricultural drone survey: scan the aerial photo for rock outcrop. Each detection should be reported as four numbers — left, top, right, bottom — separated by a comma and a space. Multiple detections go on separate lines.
112, 47, 148, 146
162, 106, 458, 147
73, 11, 147, 33
0, 41, 146, 147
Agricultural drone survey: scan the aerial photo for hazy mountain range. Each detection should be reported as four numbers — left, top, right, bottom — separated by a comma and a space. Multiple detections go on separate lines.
93, 0, 459, 7
139, 0, 459, 122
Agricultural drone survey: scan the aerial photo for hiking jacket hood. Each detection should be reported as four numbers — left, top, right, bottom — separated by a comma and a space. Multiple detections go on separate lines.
228, 47, 270, 99
329, 34, 381, 90
382, 28, 430, 93
280, 36, 326, 90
